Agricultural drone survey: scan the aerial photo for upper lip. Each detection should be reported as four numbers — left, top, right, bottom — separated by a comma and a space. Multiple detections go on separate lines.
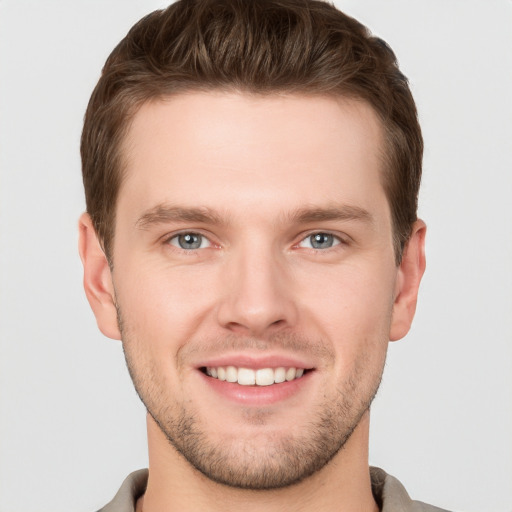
196, 353, 316, 370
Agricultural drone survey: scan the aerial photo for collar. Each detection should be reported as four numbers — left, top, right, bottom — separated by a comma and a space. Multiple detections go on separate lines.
98, 466, 449, 512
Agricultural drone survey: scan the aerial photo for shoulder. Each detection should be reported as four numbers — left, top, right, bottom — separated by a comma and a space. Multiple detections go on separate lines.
96, 469, 148, 512
370, 467, 452, 512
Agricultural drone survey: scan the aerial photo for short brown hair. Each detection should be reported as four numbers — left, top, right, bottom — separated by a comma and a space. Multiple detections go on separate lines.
81, 0, 422, 264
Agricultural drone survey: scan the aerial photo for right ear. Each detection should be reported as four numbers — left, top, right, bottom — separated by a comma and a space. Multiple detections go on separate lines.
78, 213, 121, 340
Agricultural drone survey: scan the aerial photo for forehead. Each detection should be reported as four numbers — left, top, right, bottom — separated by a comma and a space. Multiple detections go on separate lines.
119, 92, 388, 225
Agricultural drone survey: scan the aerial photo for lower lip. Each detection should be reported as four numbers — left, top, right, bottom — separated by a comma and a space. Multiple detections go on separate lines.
199, 370, 313, 406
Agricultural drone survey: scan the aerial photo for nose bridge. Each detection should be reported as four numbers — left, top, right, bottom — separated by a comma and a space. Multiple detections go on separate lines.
217, 236, 296, 334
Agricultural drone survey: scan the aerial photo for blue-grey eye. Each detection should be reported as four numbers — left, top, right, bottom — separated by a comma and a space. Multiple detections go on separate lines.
169, 233, 210, 250
299, 232, 340, 249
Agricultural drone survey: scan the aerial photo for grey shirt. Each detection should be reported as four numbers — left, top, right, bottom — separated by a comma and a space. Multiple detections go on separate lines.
97, 467, 450, 512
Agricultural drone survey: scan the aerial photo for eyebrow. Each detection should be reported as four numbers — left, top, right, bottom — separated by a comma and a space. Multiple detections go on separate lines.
135, 205, 225, 230
135, 203, 374, 230
287, 205, 374, 225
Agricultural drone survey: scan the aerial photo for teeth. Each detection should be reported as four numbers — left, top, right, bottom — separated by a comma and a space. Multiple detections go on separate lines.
238, 367, 256, 385
285, 367, 296, 381
274, 367, 286, 383
205, 366, 306, 386
255, 368, 274, 386
225, 366, 237, 383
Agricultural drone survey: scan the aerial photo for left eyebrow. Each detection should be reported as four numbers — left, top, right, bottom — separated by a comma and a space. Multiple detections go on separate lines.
286, 205, 375, 225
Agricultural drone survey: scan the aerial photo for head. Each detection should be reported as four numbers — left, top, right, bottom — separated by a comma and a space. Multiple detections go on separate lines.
79, 0, 426, 493
81, 0, 422, 266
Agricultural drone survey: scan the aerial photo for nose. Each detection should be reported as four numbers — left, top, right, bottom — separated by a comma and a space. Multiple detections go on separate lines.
216, 244, 298, 336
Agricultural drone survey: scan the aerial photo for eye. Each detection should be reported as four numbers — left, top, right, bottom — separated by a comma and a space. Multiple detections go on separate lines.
299, 232, 341, 250
168, 232, 211, 250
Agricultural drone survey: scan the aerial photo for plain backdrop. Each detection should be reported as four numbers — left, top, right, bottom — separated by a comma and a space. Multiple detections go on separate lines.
0, 1, 511, 511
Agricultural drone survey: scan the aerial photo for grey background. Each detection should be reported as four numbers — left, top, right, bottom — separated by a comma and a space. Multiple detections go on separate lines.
0, 1, 511, 511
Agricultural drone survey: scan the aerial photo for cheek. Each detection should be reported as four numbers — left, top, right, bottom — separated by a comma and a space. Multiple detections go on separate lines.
293, 260, 394, 385
114, 250, 396, 360
296, 260, 396, 336
113, 260, 219, 350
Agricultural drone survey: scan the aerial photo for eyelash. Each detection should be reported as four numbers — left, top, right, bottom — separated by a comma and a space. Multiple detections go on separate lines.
295, 232, 345, 251
164, 230, 348, 253
165, 231, 215, 254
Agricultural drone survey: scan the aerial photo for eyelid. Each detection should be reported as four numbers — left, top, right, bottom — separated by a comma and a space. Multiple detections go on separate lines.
161, 229, 349, 251
295, 231, 348, 250
164, 230, 217, 250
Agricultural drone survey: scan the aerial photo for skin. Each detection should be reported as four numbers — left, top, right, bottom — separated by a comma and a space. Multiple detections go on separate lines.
79, 92, 426, 512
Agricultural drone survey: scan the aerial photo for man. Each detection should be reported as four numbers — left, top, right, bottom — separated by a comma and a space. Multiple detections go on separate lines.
78, 0, 446, 510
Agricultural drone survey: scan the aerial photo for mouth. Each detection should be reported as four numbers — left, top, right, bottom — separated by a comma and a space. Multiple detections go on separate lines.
197, 358, 316, 405
200, 366, 310, 386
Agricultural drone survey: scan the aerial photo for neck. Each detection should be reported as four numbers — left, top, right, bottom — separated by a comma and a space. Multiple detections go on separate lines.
138, 413, 378, 512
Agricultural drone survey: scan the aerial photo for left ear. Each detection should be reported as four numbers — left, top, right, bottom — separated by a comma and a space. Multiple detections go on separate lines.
389, 219, 426, 341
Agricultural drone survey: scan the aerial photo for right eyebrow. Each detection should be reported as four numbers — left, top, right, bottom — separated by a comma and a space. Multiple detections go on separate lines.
135, 204, 226, 230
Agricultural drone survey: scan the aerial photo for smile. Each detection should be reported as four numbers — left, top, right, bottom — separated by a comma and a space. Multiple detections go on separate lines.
203, 366, 306, 386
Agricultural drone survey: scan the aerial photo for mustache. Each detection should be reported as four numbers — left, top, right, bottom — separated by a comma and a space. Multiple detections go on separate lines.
115, 303, 335, 364
177, 331, 335, 365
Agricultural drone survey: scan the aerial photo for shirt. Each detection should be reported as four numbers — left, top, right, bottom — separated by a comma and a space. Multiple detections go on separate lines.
97, 467, 451, 512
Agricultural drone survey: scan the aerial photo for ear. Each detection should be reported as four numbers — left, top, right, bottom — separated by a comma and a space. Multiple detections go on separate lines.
389, 220, 427, 341
78, 212, 121, 340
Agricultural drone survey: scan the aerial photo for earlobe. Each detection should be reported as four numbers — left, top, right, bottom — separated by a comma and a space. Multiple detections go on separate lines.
78, 213, 121, 340
389, 220, 427, 342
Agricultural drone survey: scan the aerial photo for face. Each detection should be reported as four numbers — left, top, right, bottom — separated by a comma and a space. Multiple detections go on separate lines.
81, 92, 424, 489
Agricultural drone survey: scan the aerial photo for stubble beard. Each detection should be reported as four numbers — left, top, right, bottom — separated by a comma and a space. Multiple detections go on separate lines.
118, 310, 386, 490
